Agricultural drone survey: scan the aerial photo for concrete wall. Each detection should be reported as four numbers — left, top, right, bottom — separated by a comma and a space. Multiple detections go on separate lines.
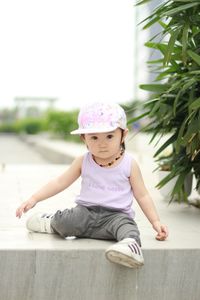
1, 246, 200, 300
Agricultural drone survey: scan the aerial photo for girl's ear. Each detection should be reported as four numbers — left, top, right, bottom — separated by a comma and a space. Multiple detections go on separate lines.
122, 128, 129, 142
80, 134, 85, 142
80, 134, 89, 149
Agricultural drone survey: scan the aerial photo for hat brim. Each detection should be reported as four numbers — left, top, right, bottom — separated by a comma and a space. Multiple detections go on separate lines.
70, 126, 119, 135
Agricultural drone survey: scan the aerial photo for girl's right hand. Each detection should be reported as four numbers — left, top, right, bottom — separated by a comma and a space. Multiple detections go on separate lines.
16, 198, 37, 218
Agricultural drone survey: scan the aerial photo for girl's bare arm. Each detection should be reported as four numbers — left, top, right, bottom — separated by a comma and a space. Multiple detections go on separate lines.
130, 159, 168, 240
16, 155, 83, 218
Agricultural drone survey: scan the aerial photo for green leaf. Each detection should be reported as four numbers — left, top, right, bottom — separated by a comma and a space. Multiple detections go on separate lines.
171, 172, 188, 196
170, 59, 180, 69
171, 78, 197, 111
189, 70, 200, 75
182, 78, 197, 92
147, 58, 163, 64
158, 20, 167, 29
149, 130, 160, 144
175, 111, 196, 152
156, 66, 178, 81
182, 119, 200, 145
162, 3, 199, 17
136, 0, 150, 6
139, 84, 170, 93
154, 134, 177, 158
173, 90, 182, 116
145, 41, 159, 49
127, 111, 149, 124
167, 80, 182, 93
149, 100, 163, 117
174, 0, 198, 2
191, 26, 200, 38
187, 50, 200, 66
189, 97, 200, 110
156, 171, 177, 189
144, 98, 160, 106
143, 15, 161, 30
164, 28, 181, 66
157, 44, 168, 56
182, 22, 190, 65
176, 122, 187, 153
145, 42, 169, 57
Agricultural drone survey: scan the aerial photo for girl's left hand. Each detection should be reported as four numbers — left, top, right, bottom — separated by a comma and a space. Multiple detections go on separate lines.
152, 221, 169, 241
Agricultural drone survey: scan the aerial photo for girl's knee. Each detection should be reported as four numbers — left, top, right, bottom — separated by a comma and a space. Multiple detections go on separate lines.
51, 207, 89, 237
115, 217, 141, 243
51, 211, 66, 237
51, 209, 74, 237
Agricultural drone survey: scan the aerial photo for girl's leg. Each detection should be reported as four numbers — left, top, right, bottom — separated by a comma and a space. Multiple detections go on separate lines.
86, 209, 144, 268
51, 205, 96, 238
104, 214, 144, 268
88, 209, 141, 246
26, 205, 96, 238
109, 214, 141, 246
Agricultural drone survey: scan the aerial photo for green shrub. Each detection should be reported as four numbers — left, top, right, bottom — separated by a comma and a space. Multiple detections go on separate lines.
0, 123, 17, 133
0, 109, 80, 142
134, 0, 200, 201
46, 110, 80, 142
15, 118, 46, 134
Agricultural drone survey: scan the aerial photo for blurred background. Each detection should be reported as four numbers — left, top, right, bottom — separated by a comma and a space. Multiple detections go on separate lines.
0, 0, 163, 162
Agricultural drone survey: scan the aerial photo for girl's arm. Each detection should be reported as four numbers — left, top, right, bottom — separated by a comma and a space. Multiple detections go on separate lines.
130, 159, 168, 241
16, 155, 83, 218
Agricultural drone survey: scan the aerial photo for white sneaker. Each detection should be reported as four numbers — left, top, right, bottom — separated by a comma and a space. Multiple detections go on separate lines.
26, 213, 54, 233
105, 238, 144, 268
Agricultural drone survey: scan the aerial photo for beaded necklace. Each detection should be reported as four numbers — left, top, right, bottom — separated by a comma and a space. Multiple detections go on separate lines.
93, 148, 124, 167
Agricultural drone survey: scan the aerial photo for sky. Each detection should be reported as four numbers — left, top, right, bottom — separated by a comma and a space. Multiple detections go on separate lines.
0, 0, 141, 111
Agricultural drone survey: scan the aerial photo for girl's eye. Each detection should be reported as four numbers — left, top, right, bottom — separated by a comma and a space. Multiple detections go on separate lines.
91, 136, 98, 140
107, 135, 114, 139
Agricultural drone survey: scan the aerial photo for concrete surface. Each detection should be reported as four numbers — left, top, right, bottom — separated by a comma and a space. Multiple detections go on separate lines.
0, 134, 200, 300
0, 133, 49, 164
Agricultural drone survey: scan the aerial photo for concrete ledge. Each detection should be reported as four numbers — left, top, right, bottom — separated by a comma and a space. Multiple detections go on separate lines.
1, 234, 200, 300
1, 137, 200, 300
20, 134, 85, 164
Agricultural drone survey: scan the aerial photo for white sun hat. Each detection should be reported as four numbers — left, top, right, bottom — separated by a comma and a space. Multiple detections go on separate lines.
70, 102, 127, 135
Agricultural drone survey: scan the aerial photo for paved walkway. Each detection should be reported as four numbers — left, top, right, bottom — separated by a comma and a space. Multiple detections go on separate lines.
0, 133, 200, 250
0, 134, 49, 164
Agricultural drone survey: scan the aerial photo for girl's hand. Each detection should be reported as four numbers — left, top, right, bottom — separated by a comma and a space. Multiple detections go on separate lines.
152, 221, 169, 241
16, 198, 37, 218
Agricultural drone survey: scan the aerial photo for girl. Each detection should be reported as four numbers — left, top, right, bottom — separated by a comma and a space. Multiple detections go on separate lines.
16, 102, 168, 268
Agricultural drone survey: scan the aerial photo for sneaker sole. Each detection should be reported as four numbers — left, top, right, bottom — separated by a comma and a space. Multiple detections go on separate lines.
105, 250, 144, 268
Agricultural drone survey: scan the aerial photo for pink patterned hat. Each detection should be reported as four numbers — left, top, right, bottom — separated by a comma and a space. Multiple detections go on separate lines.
71, 102, 127, 135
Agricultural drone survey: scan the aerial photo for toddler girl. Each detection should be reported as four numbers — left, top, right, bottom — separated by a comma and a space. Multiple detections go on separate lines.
16, 102, 168, 268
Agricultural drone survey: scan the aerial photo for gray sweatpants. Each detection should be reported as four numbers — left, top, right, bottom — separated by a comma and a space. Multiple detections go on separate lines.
51, 205, 141, 246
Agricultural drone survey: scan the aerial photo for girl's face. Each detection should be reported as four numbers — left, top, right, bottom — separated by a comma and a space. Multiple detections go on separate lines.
82, 128, 128, 160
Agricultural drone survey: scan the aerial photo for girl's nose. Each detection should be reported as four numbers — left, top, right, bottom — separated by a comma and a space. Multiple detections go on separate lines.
98, 137, 107, 146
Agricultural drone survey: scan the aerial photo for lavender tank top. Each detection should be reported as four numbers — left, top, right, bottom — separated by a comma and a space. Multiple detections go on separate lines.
75, 152, 135, 219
